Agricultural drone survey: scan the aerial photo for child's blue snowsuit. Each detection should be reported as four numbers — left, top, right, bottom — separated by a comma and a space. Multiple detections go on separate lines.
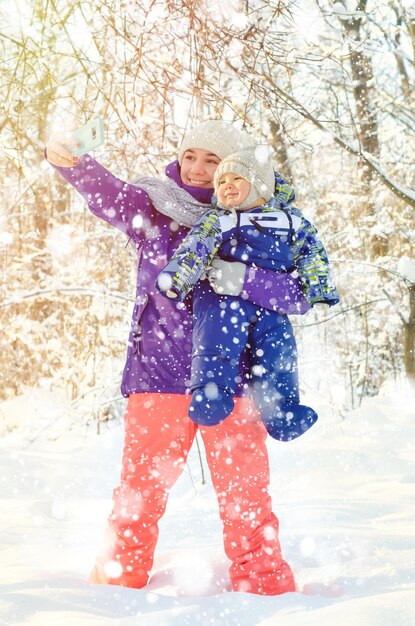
157, 199, 339, 441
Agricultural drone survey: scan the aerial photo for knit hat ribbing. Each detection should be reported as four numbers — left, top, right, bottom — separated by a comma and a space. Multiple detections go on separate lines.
178, 121, 255, 164
214, 147, 275, 209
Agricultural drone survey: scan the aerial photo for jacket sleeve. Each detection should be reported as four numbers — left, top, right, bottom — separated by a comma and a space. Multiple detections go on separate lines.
291, 213, 340, 307
241, 266, 311, 315
157, 210, 222, 302
49, 154, 154, 239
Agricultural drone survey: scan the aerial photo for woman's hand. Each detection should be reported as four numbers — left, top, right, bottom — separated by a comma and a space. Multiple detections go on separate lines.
45, 131, 79, 168
206, 258, 246, 296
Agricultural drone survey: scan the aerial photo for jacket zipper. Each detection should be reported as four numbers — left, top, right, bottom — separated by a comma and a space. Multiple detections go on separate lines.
132, 294, 149, 354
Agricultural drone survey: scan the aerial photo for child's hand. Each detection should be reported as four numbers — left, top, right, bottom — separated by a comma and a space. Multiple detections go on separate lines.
206, 258, 246, 296
45, 131, 80, 168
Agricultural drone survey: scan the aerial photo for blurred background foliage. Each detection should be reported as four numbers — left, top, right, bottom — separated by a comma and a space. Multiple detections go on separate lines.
1, 0, 414, 429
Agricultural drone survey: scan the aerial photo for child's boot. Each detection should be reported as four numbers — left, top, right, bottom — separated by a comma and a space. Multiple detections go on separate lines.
261, 401, 318, 441
188, 385, 234, 426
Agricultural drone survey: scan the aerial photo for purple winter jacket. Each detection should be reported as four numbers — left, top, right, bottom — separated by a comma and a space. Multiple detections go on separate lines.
52, 155, 309, 397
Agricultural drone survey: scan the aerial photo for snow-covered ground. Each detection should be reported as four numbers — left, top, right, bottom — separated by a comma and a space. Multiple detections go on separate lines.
1, 378, 415, 626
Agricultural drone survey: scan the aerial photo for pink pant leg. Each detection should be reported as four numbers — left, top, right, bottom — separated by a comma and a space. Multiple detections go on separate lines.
93, 393, 196, 588
200, 396, 295, 595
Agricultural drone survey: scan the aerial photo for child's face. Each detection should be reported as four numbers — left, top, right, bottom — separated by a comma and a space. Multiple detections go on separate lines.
180, 148, 221, 188
216, 173, 251, 208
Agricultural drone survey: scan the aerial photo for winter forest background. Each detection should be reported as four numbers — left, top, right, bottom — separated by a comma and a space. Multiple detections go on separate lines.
1, 0, 415, 431
1, 2, 415, 625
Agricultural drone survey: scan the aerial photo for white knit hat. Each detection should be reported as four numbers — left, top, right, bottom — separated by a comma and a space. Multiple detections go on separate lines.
178, 120, 255, 165
214, 147, 275, 209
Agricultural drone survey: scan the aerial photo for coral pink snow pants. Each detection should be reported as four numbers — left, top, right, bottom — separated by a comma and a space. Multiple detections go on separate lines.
94, 393, 295, 595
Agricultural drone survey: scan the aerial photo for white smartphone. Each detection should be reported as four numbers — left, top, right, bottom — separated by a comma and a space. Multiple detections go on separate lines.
66, 118, 104, 157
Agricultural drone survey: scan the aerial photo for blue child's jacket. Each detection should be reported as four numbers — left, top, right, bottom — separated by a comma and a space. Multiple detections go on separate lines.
158, 198, 340, 307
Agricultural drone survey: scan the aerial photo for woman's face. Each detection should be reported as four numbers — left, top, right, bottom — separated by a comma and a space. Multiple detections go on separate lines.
180, 148, 221, 188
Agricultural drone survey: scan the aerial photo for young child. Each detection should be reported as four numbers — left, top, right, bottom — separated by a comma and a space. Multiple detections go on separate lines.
157, 147, 339, 441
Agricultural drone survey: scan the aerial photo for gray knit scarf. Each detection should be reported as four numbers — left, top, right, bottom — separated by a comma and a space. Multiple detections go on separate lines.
133, 175, 211, 228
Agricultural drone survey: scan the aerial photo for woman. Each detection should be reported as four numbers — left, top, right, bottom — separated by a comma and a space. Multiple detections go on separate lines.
46, 120, 307, 595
